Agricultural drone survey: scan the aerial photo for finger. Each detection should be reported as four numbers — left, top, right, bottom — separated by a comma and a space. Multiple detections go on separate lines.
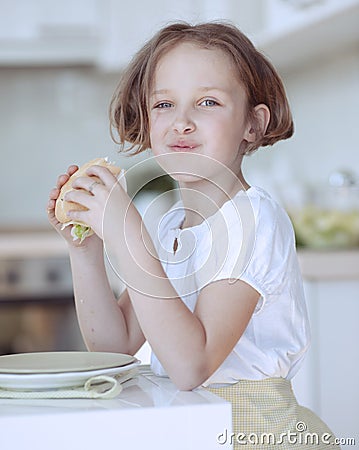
56, 173, 70, 189
47, 198, 56, 210
65, 189, 92, 209
46, 199, 57, 220
85, 165, 117, 189
66, 208, 88, 224
55, 166, 78, 189
49, 187, 60, 200
67, 165, 79, 176
71, 175, 103, 194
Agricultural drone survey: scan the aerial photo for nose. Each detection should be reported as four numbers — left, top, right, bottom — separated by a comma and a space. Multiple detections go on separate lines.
173, 109, 195, 134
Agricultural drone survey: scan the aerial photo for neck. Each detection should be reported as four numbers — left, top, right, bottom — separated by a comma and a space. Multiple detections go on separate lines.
178, 170, 249, 229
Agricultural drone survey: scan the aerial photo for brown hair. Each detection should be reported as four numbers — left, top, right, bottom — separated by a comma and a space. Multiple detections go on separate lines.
109, 22, 293, 155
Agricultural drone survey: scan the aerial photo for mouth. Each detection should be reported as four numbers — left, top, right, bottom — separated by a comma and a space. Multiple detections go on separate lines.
168, 142, 199, 152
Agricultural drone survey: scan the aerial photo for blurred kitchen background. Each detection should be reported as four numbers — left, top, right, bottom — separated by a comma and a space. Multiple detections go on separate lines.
0, 0, 358, 442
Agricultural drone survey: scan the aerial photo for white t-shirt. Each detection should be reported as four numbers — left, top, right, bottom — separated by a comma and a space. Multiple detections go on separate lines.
150, 186, 310, 387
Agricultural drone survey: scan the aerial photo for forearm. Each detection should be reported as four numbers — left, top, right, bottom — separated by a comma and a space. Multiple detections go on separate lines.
106, 200, 210, 389
129, 285, 208, 389
68, 240, 131, 353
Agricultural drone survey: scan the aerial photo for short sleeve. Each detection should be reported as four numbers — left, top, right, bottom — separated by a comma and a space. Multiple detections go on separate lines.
240, 214, 297, 298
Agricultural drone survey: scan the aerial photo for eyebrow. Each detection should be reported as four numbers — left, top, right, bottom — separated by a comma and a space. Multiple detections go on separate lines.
150, 86, 228, 97
151, 89, 170, 97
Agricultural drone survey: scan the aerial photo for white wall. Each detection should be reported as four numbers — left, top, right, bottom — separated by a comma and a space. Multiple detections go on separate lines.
243, 46, 359, 202
0, 0, 265, 228
0, 2, 358, 227
0, 67, 136, 227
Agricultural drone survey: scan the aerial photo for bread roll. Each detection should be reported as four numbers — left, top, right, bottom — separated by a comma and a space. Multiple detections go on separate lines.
55, 157, 122, 242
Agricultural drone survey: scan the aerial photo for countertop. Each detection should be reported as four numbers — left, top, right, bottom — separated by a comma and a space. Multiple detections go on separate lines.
297, 248, 359, 280
0, 366, 232, 450
1, 230, 359, 280
0, 230, 68, 258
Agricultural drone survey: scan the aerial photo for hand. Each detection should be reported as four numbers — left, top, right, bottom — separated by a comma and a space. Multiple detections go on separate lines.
47, 164, 101, 248
63, 164, 126, 241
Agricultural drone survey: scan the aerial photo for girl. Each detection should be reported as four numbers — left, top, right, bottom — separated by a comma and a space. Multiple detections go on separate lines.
48, 22, 339, 449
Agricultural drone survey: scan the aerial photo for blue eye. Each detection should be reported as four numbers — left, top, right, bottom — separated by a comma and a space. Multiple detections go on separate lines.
200, 99, 219, 107
154, 102, 172, 109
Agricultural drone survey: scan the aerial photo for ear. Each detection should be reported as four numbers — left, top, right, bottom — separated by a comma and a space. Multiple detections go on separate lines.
244, 104, 271, 143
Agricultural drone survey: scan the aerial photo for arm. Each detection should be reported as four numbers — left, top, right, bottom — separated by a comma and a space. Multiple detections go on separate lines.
113, 201, 259, 389
68, 241, 145, 355
47, 165, 145, 356
129, 276, 259, 390
67, 166, 259, 390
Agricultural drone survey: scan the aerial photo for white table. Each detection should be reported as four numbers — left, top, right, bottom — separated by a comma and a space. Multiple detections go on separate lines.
0, 367, 232, 450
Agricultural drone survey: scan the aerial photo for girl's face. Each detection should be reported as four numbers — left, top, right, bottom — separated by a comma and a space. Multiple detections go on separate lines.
149, 42, 254, 184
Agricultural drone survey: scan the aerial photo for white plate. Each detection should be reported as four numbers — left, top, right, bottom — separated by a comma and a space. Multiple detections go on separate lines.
0, 352, 137, 374
0, 352, 140, 390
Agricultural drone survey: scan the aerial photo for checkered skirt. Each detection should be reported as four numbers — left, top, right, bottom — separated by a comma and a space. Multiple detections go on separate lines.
205, 377, 340, 449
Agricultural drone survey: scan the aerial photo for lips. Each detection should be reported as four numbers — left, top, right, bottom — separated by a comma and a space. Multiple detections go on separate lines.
168, 141, 199, 151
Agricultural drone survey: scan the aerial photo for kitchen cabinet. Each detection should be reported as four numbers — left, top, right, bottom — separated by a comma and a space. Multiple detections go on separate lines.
2, 0, 357, 71
0, 0, 237, 69
88, 0, 241, 71
0, 0, 101, 65
105, 0, 359, 72
255, 0, 359, 72
292, 250, 359, 443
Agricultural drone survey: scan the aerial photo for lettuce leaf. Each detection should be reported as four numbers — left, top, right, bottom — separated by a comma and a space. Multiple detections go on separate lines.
61, 222, 93, 244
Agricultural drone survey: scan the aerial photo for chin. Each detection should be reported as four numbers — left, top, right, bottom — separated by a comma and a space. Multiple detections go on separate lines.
153, 150, 216, 182
171, 172, 205, 184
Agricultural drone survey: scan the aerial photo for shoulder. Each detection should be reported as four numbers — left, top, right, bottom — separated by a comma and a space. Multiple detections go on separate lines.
209, 186, 295, 250
196, 186, 298, 295
241, 186, 298, 295
248, 187, 298, 274
247, 186, 295, 243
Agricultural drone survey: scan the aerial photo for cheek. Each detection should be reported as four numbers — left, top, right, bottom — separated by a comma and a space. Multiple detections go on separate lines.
149, 115, 168, 144
215, 113, 247, 142
203, 116, 233, 143
150, 112, 171, 129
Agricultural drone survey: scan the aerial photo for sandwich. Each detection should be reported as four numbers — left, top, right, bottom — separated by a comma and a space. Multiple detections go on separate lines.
55, 157, 123, 243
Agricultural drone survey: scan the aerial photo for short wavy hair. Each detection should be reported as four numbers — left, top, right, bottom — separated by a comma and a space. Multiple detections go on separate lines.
109, 22, 294, 155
